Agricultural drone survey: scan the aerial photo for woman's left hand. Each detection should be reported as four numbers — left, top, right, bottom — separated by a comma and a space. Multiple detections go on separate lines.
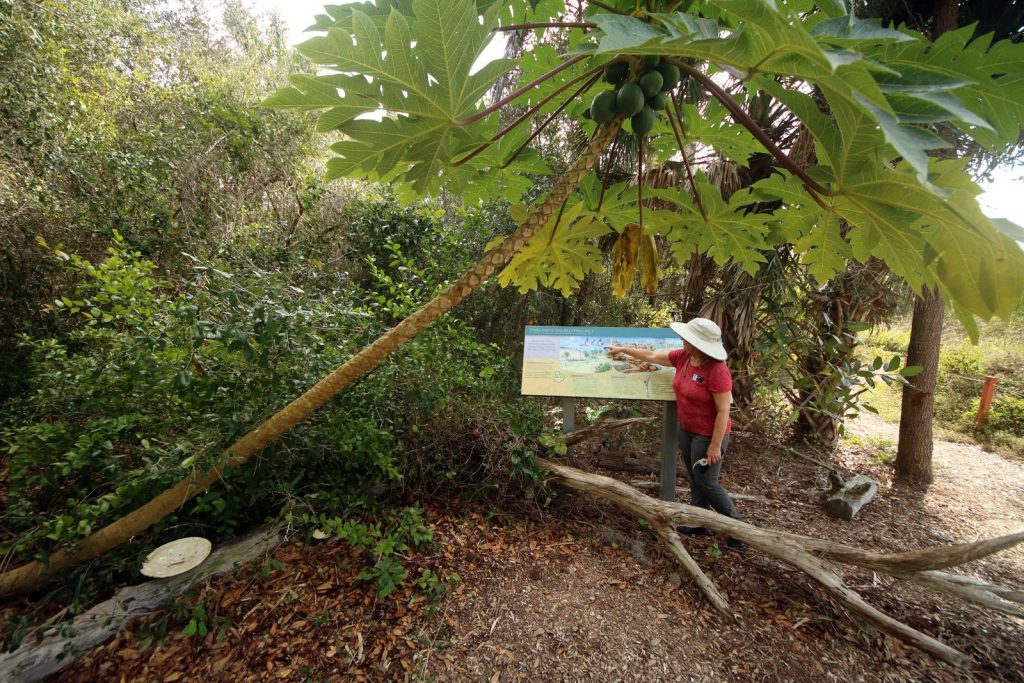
706, 442, 722, 464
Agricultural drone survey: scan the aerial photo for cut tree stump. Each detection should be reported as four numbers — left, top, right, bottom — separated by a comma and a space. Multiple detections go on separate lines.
823, 472, 879, 521
0, 524, 288, 683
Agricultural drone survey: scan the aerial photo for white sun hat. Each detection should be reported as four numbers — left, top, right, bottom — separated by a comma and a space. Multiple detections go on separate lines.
669, 318, 728, 361
140, 537, 212, 578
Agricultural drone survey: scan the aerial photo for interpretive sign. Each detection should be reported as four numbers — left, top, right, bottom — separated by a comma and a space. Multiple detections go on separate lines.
521, 326, 683, 400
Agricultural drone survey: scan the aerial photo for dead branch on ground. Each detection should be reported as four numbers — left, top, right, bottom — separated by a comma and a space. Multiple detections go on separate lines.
538, 458, 1023, 669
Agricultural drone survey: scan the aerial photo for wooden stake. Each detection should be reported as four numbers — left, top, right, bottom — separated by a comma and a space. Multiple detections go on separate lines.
974, 375, 999, 428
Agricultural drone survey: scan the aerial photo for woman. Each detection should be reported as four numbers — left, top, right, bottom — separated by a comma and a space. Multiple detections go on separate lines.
608, 318, 745, 550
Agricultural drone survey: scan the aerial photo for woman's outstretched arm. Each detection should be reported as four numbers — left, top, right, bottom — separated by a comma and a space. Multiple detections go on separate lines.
606, 345, 672, 367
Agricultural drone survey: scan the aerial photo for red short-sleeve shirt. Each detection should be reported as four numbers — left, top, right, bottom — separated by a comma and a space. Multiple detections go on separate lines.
668, 348, 732, 437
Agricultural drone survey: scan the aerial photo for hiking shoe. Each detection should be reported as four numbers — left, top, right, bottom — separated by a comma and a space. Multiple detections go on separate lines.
726, 538, 747, 551
675, 526, 710, 536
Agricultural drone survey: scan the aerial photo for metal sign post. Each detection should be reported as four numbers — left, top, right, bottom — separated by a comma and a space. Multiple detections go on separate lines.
659, 401, 677, 501
562, 397, 576, 458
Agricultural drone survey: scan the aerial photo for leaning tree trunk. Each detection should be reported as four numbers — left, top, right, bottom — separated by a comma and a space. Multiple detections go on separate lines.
0, 121, 624, 598
896, 286, 944, 487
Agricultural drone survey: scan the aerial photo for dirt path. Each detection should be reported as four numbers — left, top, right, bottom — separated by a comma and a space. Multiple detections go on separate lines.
846, 412, 1024, 571
59, 416, 1024, 683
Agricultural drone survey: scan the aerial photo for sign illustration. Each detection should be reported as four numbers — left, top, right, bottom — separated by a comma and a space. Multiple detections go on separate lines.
521, 326, 683, 400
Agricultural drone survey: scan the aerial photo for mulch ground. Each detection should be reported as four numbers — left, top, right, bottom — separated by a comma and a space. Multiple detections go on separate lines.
49, 416, 1024, 682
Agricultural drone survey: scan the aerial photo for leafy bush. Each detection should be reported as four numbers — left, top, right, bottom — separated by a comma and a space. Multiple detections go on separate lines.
1, 230, 534, 609
939, 344, 984, 377
963, 395, 1024, 438
932, 344, 985, 423
756, 307, 919, 440
0, 0, 315, 364
865, 327, 910, 353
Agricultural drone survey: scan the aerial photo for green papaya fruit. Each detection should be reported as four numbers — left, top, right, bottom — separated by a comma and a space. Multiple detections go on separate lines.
590, 90, 618, 124
603, 61, 630, 85
639, 71, 664, 97
655, 62, 680, 92
630, 106, 655, 137
647, 91, 668, 111
616, 83, 645, 117
641, 55, 661, 69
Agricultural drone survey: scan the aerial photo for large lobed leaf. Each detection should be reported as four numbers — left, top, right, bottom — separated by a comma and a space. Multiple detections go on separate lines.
585, 1, 1017, 187
262, 0, 516, 196
495, 202, 609, 296
649, 175, 770, 276
266, 0, 1024, 317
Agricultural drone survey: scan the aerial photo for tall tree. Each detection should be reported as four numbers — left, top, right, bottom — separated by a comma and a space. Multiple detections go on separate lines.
892, 0, 1022, 487
895, 0, 954, 489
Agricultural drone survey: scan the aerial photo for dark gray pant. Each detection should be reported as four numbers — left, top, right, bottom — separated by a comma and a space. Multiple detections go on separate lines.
680, 429, 741, 520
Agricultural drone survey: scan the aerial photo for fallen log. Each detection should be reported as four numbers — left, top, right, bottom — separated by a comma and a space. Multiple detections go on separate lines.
0, 524, 288, 683
597, 452, 665, 474
538, 457, 1024, 669
558, 416, 658, 447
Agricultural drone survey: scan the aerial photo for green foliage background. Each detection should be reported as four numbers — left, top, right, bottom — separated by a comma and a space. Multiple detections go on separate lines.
0, 0, 554, 641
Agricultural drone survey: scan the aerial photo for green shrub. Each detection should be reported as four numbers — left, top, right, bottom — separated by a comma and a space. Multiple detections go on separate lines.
0, 232, 534, 611
983, 347, 1024, 383
865, 327, 910, 353
933, 344, 984, 423
939, 344, 984, 377
290, 506, 436, 598
987, 395, 1024, 437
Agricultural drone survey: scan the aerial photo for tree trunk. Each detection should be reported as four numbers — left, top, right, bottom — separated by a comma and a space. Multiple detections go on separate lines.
681, 252, 714, 318
894, 1, 958, 490
0, 120, 624, 598
896, 287, 944, 487
932, 0, 958, 36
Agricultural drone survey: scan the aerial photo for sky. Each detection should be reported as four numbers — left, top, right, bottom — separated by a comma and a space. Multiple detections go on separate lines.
208, 0, 1023, 228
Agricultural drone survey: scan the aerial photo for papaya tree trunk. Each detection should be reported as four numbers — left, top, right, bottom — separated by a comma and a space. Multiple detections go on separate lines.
0, 121, 623, 597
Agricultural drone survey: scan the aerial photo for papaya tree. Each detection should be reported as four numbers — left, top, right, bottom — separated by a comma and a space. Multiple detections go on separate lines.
3, 0, 1024, 666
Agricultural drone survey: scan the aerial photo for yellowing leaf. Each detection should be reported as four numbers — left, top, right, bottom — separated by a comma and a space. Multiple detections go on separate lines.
611, 225, 642, 298
498, 202, 611, 296
638, 233, 660, 295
